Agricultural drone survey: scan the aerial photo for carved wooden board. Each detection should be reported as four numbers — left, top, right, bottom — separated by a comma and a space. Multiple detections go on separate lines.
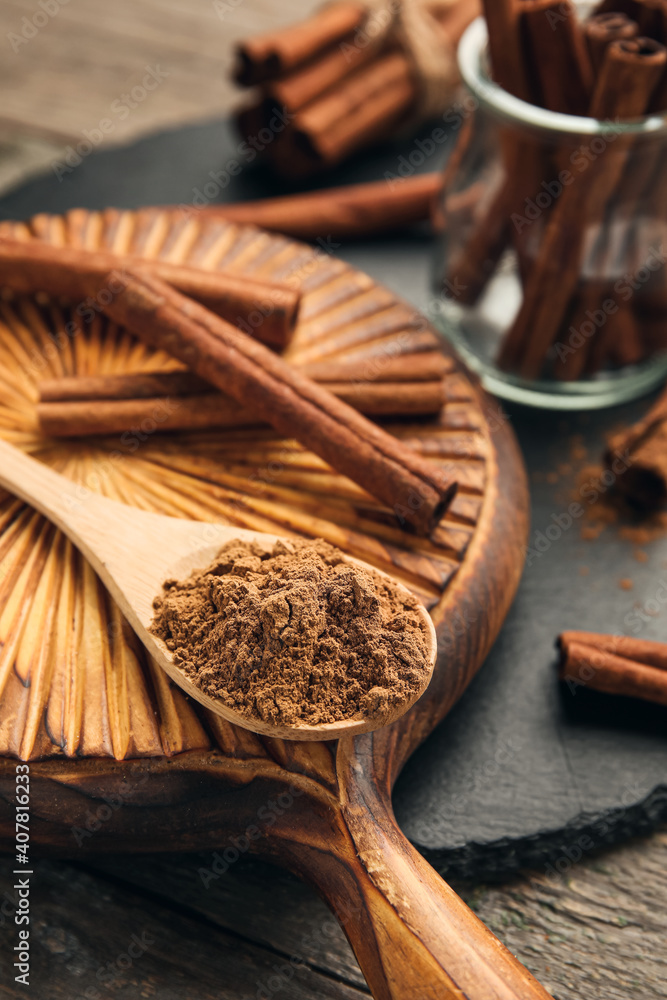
0, 209, 542, 999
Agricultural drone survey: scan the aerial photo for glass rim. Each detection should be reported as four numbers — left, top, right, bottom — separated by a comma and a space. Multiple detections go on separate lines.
459, 18, 667, 137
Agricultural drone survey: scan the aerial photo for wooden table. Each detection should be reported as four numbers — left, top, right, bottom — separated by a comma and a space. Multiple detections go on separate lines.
0, 2, 665, 996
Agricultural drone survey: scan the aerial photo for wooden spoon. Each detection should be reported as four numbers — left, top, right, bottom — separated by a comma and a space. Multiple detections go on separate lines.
0, 438, 437, 741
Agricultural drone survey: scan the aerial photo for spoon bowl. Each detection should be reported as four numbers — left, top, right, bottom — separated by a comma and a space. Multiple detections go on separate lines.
0, 438, 437, 741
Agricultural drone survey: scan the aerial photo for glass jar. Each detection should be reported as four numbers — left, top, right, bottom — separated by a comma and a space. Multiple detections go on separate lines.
432, 17, 667, 409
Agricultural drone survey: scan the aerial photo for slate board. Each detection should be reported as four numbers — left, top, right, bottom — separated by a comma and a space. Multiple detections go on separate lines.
1, 118, 665, 880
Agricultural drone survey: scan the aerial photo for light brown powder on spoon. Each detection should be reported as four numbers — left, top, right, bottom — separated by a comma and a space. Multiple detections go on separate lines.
150, 537, 429, 727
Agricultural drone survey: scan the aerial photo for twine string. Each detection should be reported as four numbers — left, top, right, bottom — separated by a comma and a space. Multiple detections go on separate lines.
358, 0, 461, 124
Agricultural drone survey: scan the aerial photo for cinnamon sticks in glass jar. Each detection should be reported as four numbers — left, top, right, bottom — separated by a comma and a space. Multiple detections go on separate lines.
432, 3, 667, 408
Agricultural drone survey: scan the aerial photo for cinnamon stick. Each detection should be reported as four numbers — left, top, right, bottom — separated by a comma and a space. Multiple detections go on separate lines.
188, 172, 443, 241
264, 31, 381, 113
584, 12, 640, 72
521, 0, 594, 114
37, 382, 448, 437
37, 364, 449, 437
441, 0, 552, 307
0, 239, 299, 349
101, 270, 457, 535
482, 0, 531, 100
558, 631, 667, 706
497, 37, 667, 377
38, 353, 451, 403
234, 2, 366, 85
292, 51, 417, 168
604, 386, 667, 509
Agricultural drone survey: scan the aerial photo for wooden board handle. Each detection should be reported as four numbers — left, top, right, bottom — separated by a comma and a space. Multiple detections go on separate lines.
286, 816, 552, 1000
273, 745, 553, 1000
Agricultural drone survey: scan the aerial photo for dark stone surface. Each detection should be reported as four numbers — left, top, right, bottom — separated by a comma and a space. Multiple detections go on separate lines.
1, 117, 665, 880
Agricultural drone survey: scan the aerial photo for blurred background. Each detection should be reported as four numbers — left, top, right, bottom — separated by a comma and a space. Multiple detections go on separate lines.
0, 0, 320, 195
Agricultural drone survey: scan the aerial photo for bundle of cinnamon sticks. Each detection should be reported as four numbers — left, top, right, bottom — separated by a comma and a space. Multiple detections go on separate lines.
99, 270, 457, 536
442, 0, 667, 381
232, 0, 480, 177
37, 352, 451, 437
0, 240, 456, 536
558, 630, 667, 707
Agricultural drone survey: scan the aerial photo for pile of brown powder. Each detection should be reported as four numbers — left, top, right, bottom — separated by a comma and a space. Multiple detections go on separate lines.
150, 538, 429, 727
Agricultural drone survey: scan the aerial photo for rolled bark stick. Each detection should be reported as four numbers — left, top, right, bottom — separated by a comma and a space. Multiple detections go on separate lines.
37, 360, 450, 437
187, 173, 443, 241
560, 630, 667, 669
584, 12, 640, 72
482, 0, 531, 99
558, 633, 667, 706
442, 0, 548, 307
265, 33, 383, 113
604, 386, 667, 509
301, 351, 452, 383
38, 352, 451, 403
497, 37, 667, 377
522, 0, 594, 114
37, 380, 448, 438
234, 1, 366, 85
0, 239, 299, 349
552, 279, 645, 380
101, 270, 457, 535
293, 51, 416, 167
635, 0, 667, 42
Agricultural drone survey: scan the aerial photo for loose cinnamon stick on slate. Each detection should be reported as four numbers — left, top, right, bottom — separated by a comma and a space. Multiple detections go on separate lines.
522, 0, 594, 114
102, 271, 457, 535
584, 11, 640, 72
558, 631, 667, 706
604, 387, 667, 509
193, 173, 443, 241
0, 238, 299, 349
497, 37, 667, 377
233, 1, 365, 85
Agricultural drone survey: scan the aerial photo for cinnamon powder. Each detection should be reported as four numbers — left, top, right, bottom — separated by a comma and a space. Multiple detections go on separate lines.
150, 538, 429, 727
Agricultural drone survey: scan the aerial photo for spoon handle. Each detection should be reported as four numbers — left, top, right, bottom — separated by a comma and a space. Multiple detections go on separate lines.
0, 437, 106, 540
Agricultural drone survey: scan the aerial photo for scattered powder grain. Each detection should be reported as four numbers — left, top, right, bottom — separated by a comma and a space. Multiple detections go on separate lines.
150, 538, 430, 727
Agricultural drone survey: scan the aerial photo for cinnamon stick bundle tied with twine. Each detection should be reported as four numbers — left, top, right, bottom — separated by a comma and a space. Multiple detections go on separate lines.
234, 0, 480, 176
36, 354, 451, 437
558, 630, 667, 706
0, 238, 300, 350
101, 270, 457, 536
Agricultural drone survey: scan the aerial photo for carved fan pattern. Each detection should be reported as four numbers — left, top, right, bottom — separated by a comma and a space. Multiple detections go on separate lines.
0, 209, 488, 760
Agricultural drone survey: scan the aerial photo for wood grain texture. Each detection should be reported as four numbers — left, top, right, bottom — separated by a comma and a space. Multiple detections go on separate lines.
0, 209, 535, 998
7, 825, 655, 1000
